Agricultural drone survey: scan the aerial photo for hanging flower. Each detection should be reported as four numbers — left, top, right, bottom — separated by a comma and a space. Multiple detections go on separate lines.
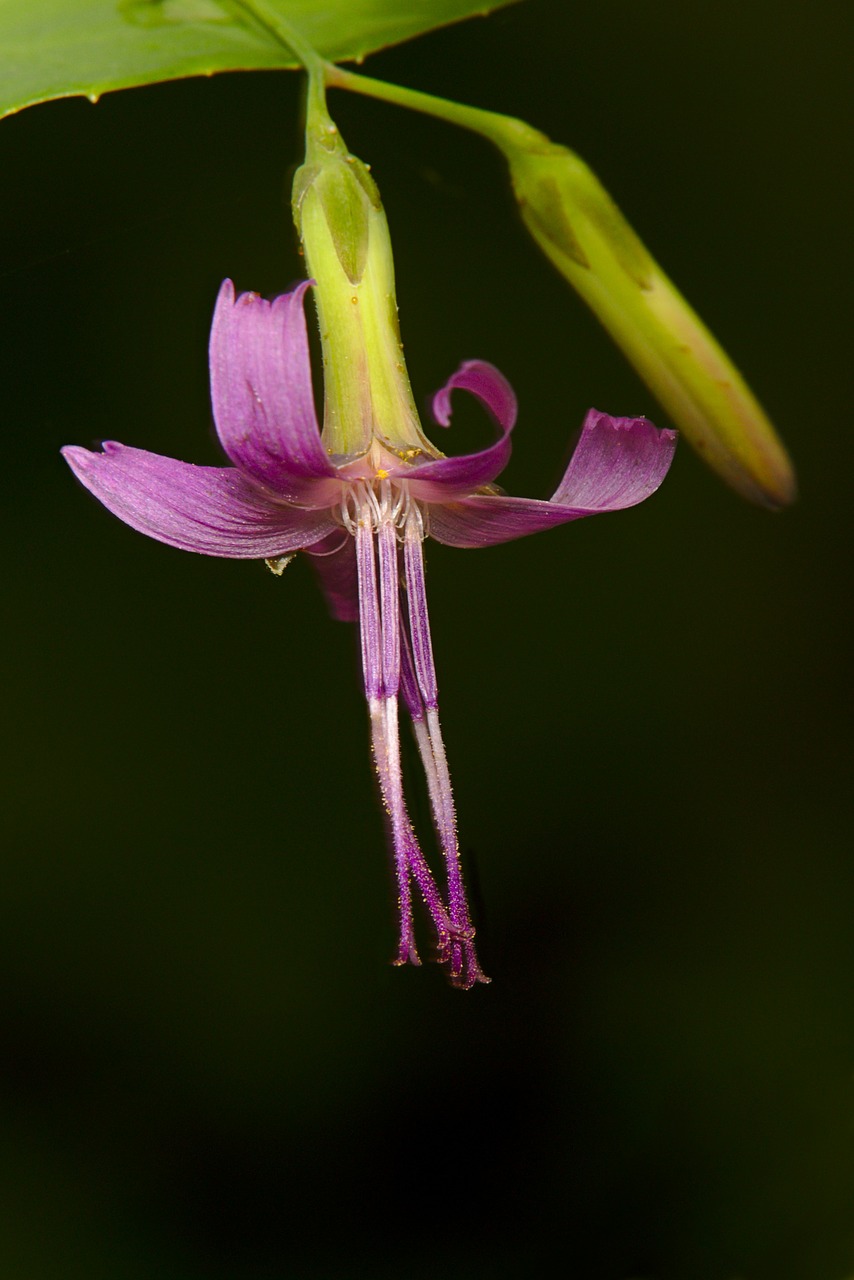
62, 277, 676, 988
64, 76, 676, 988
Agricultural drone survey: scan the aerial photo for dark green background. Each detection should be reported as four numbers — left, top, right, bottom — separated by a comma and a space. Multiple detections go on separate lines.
1, 1, 851, 1275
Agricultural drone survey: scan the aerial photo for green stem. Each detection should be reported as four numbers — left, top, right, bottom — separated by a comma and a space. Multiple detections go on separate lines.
325, 64, 545, 156
223, 12, 524, 153
230, 0, 326, 81
230, 0, 337, 139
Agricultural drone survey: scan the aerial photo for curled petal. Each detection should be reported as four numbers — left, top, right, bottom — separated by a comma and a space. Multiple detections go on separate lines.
209, 279, 338, 503
428, 412, 676, 548
432, 359, 517, 433
62, 442, 337, 558
389, 360, 517, 501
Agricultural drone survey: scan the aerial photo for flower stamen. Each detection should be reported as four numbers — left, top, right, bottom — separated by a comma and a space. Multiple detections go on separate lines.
338, 476, 421, 539
356, 499, 457, 968
402, 509, 489, 988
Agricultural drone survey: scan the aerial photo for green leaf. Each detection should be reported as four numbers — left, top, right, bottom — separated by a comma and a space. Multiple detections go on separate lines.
0, 0, 519, 121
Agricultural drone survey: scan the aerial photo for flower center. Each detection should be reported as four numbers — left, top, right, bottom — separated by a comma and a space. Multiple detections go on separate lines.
338, 476, 425, 540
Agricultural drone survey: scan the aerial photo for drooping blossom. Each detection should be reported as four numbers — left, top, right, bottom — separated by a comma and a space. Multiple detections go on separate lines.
63, 278, 676, 988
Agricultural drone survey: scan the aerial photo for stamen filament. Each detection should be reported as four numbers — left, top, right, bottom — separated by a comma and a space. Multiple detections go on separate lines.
377, 518, 400, 697
399, 622, 424, 727
357, 503, 455, 967
402, 515, 490, 987
403, 511, 437, 708
356, 518, 382, 701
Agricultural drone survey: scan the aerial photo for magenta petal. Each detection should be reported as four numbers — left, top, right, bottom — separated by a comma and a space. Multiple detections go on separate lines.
431, 359, 517, 433
390, 360, 517, 501
209, 280, 338, 502
427, 494, 580, 547
62, 442, 337, 557
428, 414, 676, 548
552, 411, 677, 510
304, 531, 359, 622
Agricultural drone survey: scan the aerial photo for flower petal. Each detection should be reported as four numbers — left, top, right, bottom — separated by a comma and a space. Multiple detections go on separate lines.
427, 493, 579, 547
428, 412, 676, 548
552, 410, 677, 509
389, 360, 517, 501
62, 442, 337, 557
432, 359, 517, 433
304, 531, 359, 622
209, 279, 339, 503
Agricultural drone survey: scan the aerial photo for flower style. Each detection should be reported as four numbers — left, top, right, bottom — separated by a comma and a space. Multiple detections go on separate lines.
63, 279, 675, 987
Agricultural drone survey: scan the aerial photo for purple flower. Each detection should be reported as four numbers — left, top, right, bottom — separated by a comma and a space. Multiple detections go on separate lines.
62, 279, 676, 988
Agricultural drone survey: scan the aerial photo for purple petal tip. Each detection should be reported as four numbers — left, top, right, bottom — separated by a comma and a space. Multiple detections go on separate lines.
431, 359, 517, 433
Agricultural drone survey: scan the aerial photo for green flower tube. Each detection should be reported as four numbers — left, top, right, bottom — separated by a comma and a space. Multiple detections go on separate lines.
292, 79, 430, 463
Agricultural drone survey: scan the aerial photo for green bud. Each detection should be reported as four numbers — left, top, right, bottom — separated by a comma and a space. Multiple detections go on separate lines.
499, 125, 796, 508
292, 91, 430, 462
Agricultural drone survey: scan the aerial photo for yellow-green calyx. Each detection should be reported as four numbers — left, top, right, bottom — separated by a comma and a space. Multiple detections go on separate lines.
292, 83, 431, 462
502, 129, 796, 508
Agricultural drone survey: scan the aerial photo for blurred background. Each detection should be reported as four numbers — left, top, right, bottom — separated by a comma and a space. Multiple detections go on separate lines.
1, 0, 852, 1275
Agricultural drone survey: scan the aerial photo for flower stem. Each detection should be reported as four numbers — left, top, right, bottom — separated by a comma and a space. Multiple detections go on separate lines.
325, 63, 543, 152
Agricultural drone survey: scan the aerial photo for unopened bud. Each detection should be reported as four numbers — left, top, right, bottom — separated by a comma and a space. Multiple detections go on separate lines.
497, 123, 796, 507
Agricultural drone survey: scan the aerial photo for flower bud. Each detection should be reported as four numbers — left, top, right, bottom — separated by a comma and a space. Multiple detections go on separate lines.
495, 122, 796, 507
